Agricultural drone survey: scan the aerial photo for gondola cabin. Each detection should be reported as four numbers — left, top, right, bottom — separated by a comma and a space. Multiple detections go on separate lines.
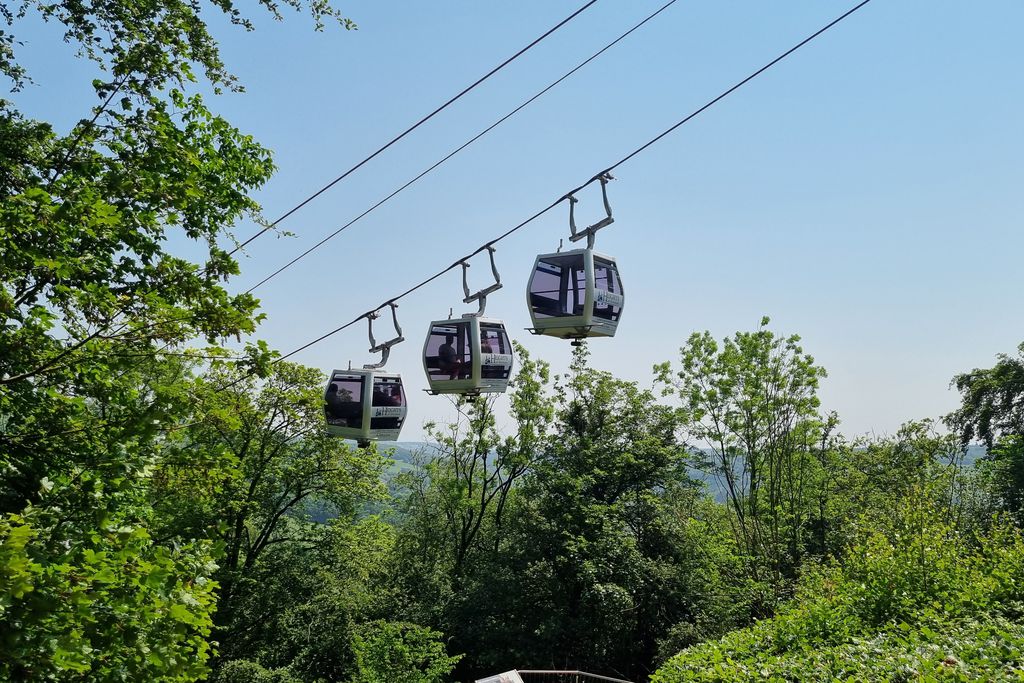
423, 316, 513, 395
527, 248, 623, 339
324, 369, 406, 445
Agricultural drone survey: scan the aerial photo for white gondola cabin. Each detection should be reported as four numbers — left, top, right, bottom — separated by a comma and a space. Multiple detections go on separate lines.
324, 303, 407, 447
526, 248, 623, 340
324, 369, 407, 445
423, 315, 513, 395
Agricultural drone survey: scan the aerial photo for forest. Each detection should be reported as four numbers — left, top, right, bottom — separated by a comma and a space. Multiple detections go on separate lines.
3, 2, 1024, 682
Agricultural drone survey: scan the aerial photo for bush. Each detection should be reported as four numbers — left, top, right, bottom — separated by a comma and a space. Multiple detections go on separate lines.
652, 492, 1024, 682
211, 660, 302, 683
350, 620, 462, 683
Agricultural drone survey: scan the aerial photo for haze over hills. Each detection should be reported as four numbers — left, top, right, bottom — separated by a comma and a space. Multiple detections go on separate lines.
364, 441, 989, 505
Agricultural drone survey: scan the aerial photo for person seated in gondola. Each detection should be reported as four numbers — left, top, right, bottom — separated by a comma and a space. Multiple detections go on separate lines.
325, 383, 354, 426
372, 387, 391, 407
437, 334, 464, 380
370, 385, 402, 429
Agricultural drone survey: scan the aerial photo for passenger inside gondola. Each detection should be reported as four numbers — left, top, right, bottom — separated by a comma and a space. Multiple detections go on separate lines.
480, 324, 512, 380
325, 381, 361, 427
426, 323, 473, 382
438, 333, 463, 379
325, 383, 344, 417
370, 379, 404, 430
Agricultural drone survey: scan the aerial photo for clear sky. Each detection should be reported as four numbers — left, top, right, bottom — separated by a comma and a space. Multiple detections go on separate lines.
13, 1, 1024, 441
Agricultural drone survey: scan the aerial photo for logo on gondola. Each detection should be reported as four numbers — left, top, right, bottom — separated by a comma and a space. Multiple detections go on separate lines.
595, 289, 624, 307
482, 353, 513, 366
371, 406, 404, 417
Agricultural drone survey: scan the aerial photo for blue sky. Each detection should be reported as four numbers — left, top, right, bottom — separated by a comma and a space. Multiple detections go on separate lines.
13, 1, 1024, 441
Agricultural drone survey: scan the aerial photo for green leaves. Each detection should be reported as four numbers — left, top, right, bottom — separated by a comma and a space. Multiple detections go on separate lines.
652, 501, 1024, 682
656, 318, 832, 595
351, 621, 463, 683
0, 476, 220, 682
0, 1, 358, 681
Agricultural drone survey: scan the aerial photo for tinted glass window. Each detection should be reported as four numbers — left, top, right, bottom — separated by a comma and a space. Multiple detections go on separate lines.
480, 322, 512, 380
370, 376, 405, 430
529, 254, 586, 319
424, 322, 472, 381
593, 257, 623, 322
325, 375, 364, 428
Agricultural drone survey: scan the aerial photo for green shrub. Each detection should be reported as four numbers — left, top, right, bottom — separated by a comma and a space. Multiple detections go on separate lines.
652, 492, 1024, 682
350, 620, 462, 683
211, 660, 302, 683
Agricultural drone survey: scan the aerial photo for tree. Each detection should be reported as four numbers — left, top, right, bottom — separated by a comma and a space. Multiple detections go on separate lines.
483, 344, 717, 680
350, 621, 463, 683
948, 345, 1024, 525
391, 343, 553, 676
948, 342, 1024, 447
154, 361, 387, 654
0, 1, 353, 678
655, 317, 829, 598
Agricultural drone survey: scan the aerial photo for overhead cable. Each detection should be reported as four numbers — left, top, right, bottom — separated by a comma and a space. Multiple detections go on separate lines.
229, 0, 601, 255
275, 0, 874, 363
245, 0, 681, 294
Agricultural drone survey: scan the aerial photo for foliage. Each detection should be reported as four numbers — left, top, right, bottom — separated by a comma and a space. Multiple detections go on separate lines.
0, 0, 353, 680
0, 468, 218, 682
213, 517, 400, 682
651, 492, 1024, 682
350, 621, 463, 683
389, 344, 554, 677
211, 660, 301, 683
653, 617, 1024, 682
426, 344, 747, 680
656, 317, 831, 598
976, 435, 1024, 525
948, 343, 1024, 528
156, 361, 386, 607
948, 342, 1024, 447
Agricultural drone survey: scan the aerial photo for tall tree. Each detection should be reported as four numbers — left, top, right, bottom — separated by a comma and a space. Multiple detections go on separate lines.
0, 1, 352, 679
948, 344, 1024, 524
483, 344, 716, 680
656, 317, 829, 597
391, 344, 554, 672
154, 361, 386, 642
948, 342, 1024, 447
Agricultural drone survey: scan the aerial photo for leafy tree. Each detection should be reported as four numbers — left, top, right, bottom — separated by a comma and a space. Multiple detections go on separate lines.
656, 317, 830, 597
154, 361, 387, 656
0, 462, 219, 681
0, 1, 352, 679
350, 621, 463, 683
476, 344, 728, 680
948, 345, 1024, 524
396, 343, 551, 596
949, 342, 1024, 447
391, 344, 553, 676
211, 660, 302, 683
652, 492, 1024, 682
977, 435, 1024, 525
214, 516, 402, 682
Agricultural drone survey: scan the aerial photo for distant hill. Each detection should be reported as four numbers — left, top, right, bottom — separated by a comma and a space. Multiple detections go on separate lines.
379, 442, 435, 472
306, 442, 991, 522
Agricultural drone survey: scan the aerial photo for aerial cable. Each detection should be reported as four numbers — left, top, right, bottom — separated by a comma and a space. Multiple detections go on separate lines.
274, 0, 874, 364
229, 0, 602, 256
603, 0, 873, 173
245, 0, 681, 294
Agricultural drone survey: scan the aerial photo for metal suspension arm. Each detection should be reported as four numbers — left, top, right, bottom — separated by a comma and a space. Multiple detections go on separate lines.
363, 302, 404, 369
568, 172, 615, 249
461, 245, 503, 316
